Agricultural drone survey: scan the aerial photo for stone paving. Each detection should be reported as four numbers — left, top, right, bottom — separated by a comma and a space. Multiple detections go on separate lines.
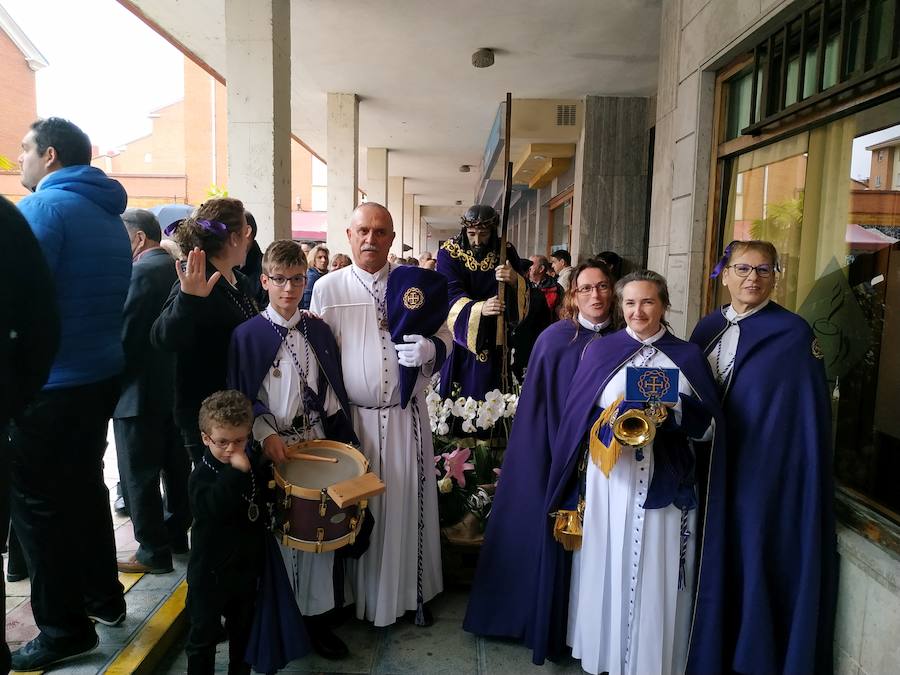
4, 427, 588, 674
156, 587, 587, 675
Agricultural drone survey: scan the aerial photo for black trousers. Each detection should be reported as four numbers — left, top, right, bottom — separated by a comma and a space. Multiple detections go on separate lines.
0, 429, 12, 673
9, 378, 125, 648
186, 579, 254, 675
113, 414, 191, 566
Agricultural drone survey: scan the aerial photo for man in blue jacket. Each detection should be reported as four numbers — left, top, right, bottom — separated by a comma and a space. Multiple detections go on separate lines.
10, 118, 133, 671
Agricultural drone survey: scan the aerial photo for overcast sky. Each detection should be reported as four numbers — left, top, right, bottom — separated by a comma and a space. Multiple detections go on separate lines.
2, 0, 183, 150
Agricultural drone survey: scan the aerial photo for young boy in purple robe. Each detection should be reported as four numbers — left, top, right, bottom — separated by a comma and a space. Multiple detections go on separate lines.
227, 240, 357, 661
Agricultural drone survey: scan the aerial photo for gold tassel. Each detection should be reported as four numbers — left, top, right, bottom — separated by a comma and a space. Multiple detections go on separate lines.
589, 394, 624, 477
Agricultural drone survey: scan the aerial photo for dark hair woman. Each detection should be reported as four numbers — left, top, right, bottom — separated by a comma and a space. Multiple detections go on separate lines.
688, 240, 837, 674
151, 197, 259, 463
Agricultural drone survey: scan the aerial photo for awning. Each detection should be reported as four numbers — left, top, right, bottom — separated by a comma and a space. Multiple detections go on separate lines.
845, 223, 899, 251
292, 211, 327, 241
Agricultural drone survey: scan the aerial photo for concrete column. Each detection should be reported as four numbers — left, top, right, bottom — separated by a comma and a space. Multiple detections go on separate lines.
573, 95, 650, 267
366, 147, 388, 207
413, 202, 423, 254
225, 0, 291, 247
326, 93, 359, 254
403, 193, 415, 253
387, 175, 405, 255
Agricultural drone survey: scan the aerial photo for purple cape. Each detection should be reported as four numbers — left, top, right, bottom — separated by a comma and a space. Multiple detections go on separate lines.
463, 319, 613, 639
436, 239, 525, 398
227, 313, 356, 444
690, 302, 837, 675
466, 328, 726, 667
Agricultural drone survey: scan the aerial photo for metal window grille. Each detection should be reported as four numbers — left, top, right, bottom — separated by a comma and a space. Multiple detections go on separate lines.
738, 0, 900, 136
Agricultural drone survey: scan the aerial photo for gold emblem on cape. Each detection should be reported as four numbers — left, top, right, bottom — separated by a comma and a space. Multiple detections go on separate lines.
403, 287, 425, 310
811, 337, 824, 360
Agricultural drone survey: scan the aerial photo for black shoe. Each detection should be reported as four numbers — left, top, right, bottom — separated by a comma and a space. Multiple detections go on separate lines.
10, 633, 99, 671
403, 605, 434, 627
304, 616, 349, 660
6, 571, 27, 583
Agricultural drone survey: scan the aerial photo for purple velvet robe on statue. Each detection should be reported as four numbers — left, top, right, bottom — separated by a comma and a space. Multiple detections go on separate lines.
436, 237, 527, 398
463, 319, 612, 639
690, 302, 837, 675
465, 329, 727, 670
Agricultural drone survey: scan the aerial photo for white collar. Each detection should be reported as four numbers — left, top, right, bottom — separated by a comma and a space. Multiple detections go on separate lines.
265, 306, 301, 329
352, 262, 391, 283
626, 325, 666, 345
724, 298, 770, 323
577, 314, 611, 332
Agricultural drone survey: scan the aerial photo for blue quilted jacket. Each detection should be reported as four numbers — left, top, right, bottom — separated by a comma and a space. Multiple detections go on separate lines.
18, 165, 132, 389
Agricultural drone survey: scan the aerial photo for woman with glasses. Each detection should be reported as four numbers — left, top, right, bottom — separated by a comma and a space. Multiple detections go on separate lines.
465, 259, 618, 642
151, 198, 259, 465
689, 240, 837, 674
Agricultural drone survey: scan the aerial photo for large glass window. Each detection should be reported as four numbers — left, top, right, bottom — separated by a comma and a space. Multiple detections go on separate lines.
548, 191, 572, 254
718, 97, 900, 519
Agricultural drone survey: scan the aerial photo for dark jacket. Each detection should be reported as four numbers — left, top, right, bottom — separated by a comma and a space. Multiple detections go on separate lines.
0, 197, 60, 425
150, 264, 259, 432
187, 449, 264, 590
16, 165, 131, 389
114, 248, 177, 419
301, 266, 325, 310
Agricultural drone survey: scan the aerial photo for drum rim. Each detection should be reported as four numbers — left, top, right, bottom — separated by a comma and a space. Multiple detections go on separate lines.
273, 439, 368, 499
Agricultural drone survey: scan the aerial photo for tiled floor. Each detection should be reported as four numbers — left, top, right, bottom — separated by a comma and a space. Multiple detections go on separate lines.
155, 587, 587, 674
4, 424, 190, 674
5, 425, 588, 674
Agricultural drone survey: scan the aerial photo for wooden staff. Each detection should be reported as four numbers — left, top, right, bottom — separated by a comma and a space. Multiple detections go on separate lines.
496, 92, 513, 393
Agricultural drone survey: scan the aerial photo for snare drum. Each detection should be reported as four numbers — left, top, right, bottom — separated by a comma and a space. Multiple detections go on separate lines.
272, 439, 385, 554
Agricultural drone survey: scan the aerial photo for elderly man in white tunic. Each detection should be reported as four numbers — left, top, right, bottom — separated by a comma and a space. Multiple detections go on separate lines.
311, 202, 451, 627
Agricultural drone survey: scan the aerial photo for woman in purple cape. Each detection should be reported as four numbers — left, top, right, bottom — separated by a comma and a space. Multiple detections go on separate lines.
690, 240, 837, 675
464, 259, 617, 641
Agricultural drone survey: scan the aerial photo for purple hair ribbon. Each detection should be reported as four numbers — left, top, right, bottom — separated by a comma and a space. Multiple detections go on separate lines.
710, 241, 736, 278
197, 219, 229, 237
163, 219, 184, 237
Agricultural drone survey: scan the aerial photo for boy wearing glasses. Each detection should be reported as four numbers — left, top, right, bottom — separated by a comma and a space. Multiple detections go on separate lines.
186, 390, 262, 674
227, 240, 357, 661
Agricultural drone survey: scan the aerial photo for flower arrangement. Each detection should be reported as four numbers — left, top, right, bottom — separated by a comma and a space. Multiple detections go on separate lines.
427, 385, 518, 536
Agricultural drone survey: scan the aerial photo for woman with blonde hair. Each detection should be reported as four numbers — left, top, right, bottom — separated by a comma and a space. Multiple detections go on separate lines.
301, 244, 329, 309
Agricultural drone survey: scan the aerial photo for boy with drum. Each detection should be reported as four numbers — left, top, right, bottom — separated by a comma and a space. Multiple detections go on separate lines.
227, 240, 357, 660
186, 390, 263, 674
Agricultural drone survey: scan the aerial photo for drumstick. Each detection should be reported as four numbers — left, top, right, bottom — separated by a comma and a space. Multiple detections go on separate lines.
288, 451, 338, 463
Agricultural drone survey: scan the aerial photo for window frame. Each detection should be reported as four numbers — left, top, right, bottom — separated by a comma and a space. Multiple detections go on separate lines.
707, 31, 900, 549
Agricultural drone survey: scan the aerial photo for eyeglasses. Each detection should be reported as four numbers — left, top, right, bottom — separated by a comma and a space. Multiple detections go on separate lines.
206, 435, 249, 451
266, 274, 306, 287
575, 282, 611, 295
726, 263, 774, 278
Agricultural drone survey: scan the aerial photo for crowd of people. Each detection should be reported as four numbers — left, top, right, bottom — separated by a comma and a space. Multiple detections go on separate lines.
0, 115, 837, 675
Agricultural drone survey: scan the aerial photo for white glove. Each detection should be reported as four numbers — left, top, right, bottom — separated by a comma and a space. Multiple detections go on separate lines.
395, 334, 436, 368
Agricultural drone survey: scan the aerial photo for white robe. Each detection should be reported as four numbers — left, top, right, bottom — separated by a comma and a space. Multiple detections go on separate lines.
311, 263, 451, 626
251, 307, 341, 616
567, 327, 698, 675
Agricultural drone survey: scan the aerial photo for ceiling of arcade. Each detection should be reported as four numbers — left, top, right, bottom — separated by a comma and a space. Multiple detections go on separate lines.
120, 0, 661, 214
